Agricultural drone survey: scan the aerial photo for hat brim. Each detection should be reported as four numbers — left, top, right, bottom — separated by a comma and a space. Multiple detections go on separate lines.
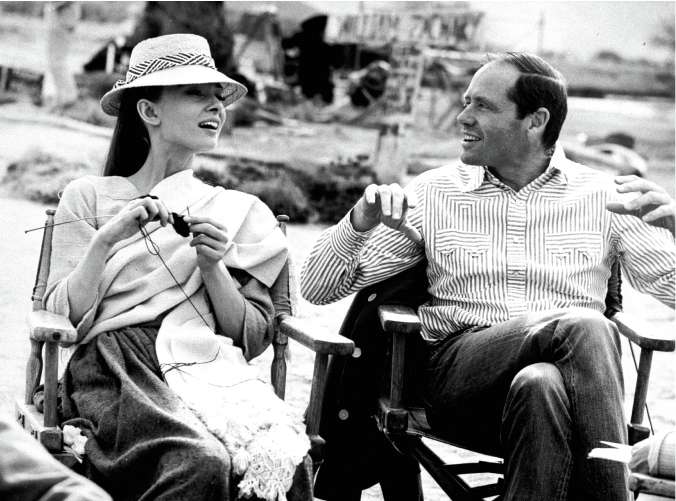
100, 65, 248, 116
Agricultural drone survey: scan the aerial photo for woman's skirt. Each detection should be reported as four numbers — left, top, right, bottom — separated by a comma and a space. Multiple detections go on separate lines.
60, 326, 312, 501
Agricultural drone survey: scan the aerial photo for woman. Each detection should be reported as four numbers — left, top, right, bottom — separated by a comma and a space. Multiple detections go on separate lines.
44, 34, 311, 500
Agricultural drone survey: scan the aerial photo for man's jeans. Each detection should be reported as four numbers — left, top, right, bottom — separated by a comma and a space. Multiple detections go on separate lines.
424, 308, 629, 501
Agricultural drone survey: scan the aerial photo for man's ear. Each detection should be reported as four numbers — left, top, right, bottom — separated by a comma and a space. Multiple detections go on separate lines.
137, 99, 160, 126
529, 107, 550, 133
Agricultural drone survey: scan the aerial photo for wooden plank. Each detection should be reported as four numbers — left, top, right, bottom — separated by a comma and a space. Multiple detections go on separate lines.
270, 329, 288, 399
25, 339, 43, 405
378, 305, 422, 334
629, 472, 675, 497
278, 316, 354, 355
612, 312, 675, 352
28, 310, 78, 344
15, 401, 62, 452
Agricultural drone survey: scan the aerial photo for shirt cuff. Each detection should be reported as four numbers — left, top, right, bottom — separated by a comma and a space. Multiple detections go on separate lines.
329, 210, 378, 260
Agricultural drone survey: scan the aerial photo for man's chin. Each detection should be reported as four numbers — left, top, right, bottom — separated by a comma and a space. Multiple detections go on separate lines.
460, 152, 482, 166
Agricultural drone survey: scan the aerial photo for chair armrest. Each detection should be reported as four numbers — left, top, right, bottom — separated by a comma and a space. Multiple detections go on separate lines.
378, 305, 422, 334
28, 310, 78, 345
629, 472, 675, 498
611, 312, 675, 352
278, 316, 354, 355
378, 305, 422, 410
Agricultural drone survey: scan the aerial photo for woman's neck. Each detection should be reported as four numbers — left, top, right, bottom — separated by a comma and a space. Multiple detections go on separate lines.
129, 144, 194, 193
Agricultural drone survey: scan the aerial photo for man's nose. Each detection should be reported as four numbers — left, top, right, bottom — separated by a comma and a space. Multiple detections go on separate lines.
456, 106, 473, 126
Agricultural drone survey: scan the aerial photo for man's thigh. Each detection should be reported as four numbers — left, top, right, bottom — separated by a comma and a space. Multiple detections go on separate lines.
422, 308, 599, 454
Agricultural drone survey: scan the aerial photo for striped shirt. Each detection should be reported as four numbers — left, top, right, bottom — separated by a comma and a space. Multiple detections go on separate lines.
300, 147, 675, 342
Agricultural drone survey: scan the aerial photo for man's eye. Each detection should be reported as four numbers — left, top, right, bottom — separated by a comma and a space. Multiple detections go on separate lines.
216, 94, 226, 102
187, 89, 203, 96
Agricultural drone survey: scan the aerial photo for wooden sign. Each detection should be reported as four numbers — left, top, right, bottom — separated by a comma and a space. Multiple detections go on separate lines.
328, 9, 483, 48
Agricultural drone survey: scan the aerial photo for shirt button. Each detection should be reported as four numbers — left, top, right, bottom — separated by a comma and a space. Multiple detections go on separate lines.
367, 293, 377, 302
338, 409, 350, 420
352, 347, 362, 358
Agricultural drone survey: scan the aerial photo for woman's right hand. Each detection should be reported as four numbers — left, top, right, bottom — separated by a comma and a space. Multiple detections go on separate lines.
96, 196, 172, 247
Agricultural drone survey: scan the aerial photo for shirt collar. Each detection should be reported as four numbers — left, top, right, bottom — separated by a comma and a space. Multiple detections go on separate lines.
458, 142, 570, 193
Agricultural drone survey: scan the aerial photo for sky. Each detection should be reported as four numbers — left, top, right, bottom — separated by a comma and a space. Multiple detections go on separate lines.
309, 1, 674, 62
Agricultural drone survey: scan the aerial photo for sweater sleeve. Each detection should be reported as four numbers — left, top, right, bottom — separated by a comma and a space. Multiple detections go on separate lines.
43, 178, 102, 337
229, 269, 275, 361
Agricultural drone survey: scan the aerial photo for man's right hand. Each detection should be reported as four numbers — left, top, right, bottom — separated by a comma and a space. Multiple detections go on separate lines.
350, 183, 423, 245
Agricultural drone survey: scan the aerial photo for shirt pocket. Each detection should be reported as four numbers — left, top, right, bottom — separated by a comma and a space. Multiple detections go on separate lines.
433, 228, 492, 276
544, 232, 603, 268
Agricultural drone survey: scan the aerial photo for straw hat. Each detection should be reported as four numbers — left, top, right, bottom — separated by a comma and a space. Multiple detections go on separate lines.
100, 33, 247, 116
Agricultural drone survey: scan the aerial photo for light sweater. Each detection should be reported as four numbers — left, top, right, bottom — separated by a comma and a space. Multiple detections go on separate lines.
44, 168, 287, 347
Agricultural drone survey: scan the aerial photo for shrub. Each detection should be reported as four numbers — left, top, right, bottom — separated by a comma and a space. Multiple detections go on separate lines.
239, 175, 312, 223
57, 96, 117, 128
195, 162, 312, 223
194, 161, 241, 189
2, 150, 94, 204
196, 155, 375, 224
303, 157, 376, 223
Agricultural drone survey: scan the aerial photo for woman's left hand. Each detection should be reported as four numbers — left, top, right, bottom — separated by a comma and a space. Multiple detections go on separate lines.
184, 216, 231, 269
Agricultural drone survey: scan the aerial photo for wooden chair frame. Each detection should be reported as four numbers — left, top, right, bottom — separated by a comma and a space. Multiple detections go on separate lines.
15, 209, 354, 476
374, 265, 675, 500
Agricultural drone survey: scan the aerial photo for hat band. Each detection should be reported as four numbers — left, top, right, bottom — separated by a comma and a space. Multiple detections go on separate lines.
113, 52, 217, 89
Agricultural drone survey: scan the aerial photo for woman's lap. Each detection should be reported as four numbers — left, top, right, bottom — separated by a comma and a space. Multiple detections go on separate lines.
61, 326, 231, 500
61, 326, 313, 501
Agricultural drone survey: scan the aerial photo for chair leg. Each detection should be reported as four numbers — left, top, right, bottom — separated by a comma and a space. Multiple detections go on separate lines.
394, 436, 484, 501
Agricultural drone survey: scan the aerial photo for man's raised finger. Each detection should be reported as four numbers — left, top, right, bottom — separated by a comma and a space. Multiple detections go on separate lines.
378, 185, 392, 217
364, 184, 379, 205
390, 184, 406, 220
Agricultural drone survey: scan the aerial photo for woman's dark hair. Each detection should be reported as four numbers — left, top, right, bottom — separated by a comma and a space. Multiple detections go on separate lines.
102, 86, 163, 177
490, 52, 568, 150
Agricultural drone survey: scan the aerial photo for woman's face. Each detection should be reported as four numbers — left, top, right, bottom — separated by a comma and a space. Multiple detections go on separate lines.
153, 83, 228, 153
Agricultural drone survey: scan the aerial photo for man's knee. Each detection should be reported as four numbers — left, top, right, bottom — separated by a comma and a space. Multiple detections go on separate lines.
557, 308, 620, 350
559, 308, 615, 332
504, 363, 571, 431
509, 362, 566, 398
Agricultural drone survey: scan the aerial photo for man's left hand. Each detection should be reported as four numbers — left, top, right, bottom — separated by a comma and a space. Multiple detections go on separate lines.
606, 175, 675, 236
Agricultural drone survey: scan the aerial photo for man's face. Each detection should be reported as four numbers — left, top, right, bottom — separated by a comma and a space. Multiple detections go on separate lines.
456, 62, 531, 169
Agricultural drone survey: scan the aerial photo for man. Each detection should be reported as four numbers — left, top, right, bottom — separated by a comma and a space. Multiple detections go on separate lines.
0, 414, 111, 500
301, 52, 675, 500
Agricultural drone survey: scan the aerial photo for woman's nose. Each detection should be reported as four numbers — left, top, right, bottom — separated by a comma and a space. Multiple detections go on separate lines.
207, 96, 225, 113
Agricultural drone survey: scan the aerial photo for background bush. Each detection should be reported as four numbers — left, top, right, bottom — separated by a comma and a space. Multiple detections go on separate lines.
195, 156, 374, 224
4, 149, 373, 224
2, 150, 94, 204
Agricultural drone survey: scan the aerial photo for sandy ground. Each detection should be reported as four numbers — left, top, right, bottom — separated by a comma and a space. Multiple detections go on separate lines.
0, 108, 674, 501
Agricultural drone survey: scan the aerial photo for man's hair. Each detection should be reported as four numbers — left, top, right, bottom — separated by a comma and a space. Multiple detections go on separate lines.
489, 52, 568, 150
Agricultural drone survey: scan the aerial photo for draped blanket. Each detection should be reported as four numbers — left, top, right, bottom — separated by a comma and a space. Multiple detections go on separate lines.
44, 170, 309, 500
